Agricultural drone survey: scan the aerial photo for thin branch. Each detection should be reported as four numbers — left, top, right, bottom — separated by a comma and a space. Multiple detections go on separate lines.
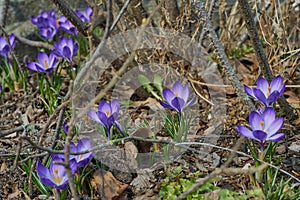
109, 0, 131, 33
0, 124, 41, 138
176, 164, 268, 200
15, 34, 53, 50
196, 3, 255, 110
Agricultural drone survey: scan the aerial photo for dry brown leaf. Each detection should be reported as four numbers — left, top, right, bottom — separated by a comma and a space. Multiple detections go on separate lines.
91, 170, 128, 200
7, 183, 21, 199
0, 162, 7, 172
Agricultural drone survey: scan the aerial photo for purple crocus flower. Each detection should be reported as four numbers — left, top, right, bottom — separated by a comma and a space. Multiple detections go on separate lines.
244, 75, 285, 107
57, 16, 78, 35
31, 10, 56, 28
87, 99, 123, 137
0, 34, 16, 60
31, 10, 58, 39
236, 107, 284, 150
52, 36, 78, 65
75, 6, 93, 23
36, 155, 77, 190
39, 24, 58, 40
27, 52, 57, 73
69, 138, 94, 167
159, 81, 196, 113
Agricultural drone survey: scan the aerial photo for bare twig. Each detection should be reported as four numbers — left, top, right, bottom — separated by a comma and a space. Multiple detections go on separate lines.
109, 0, 131, 32
0, 124, 40, 138
176, 164, 268, 200
196, 3, 255, 110
15, 34, 53, 50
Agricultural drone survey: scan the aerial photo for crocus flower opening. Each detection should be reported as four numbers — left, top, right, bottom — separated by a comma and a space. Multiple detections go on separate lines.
36, 156, 77, 190
159, 81, 196, 113
31, 10, 56, 28
0, 34, 16, 60
75, 6, 93, 23
244, 75, 285, 107
57, 16, 78, 35
53, 36, 78, 65
87, 99, 123, 137
27, 52, 57, 73
236, 107, 284, 150
70, 138, 94, 168
31, 10, 58, 39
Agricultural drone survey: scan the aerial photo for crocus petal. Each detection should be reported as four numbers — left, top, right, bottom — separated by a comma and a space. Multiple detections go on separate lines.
163, 88, 176, 104
171, 97, 185, 113
266, 91, 280, 106
87, 110, 102, 124
37, 52, 48, 65
236, 126, 257, 140
185, 95, 196, 108
114, 121, 124, 134
256, 77, 269, 93
73, 42, 78, 55
244, 85, 255, 99
180, 85, 190, 103
253, 130, 267, 141
249, 110, 263, 130
27, 62, 39, 71
36, 160, 57, 188
159, 100, 173, 109
266, 117, 284, 136
98, 100, 111, 115
262, 107, 276, 129
98, 112, 109, 129
270, 75, 283, 91
278, 83, 286, 96
62, 46, 72, 60
9, 34, 16, 49
172, 81, 189, 102
268, 133, 284, 142
110, 99, 120, 114
253, 88, 267, 105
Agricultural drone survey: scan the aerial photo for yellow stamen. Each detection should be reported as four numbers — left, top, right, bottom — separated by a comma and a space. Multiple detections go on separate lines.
174, 92, 179, 97
267, 86, 271, 96
105, 110, 110, 117
56, 19, 60, 27
260, 121, 264, 127
44, 59, 49, 69
52, 168, 62, 184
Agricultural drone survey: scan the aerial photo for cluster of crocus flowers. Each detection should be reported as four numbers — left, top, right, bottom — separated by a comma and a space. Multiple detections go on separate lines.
159, 81, 196, 113
237, 75, 286, 150
31, 10, 58, 39
36, 138, 93, 192
0, 34, 16, 61
31, 6, 93, 39
244, 75, 285, 107
26, 37, 78, 72
88, 99, 123, 138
